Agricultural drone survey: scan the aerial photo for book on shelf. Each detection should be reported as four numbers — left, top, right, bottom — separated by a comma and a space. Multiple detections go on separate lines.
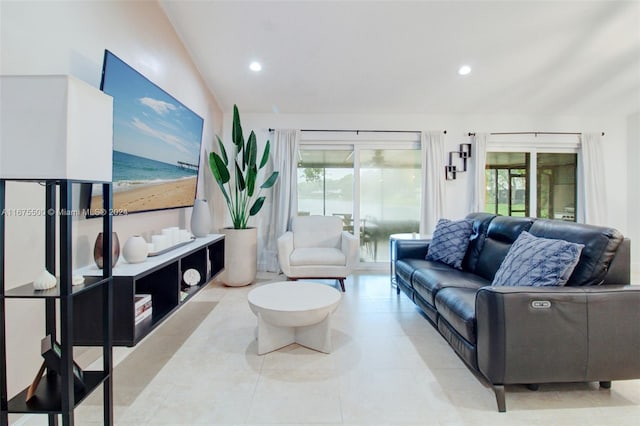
134, 306, 152, 325
134, 294, 152, 316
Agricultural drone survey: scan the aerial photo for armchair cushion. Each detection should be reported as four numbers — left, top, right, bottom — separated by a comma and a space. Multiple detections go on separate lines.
492, 231, 584, 287
290, 247, 346, 266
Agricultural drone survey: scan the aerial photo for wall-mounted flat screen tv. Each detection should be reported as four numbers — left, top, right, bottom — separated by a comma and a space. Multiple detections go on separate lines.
88, 50, 203, 216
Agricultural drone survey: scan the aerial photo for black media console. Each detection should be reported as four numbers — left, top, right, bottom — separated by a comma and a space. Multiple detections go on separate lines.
73, 234, 224, 347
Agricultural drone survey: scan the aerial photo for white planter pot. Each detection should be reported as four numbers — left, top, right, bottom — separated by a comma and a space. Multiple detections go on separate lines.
221, 227, 257, 286
122, 235, 149, 264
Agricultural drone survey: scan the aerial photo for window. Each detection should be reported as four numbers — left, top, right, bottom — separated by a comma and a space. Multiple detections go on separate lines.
536, 153, 577, 221
485, 152, 530, 217
298, 142, 420, 265
485, 151, 577, 221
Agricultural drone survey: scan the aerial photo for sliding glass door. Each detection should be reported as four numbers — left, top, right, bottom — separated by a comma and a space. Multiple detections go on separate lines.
297, 148, 354, 218
358, 149, 420, 262
298, 143, 421, 266
485, 151, 577, 221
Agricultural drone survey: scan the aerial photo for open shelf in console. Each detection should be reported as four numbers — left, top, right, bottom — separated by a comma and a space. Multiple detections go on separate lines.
73, 234, 224, 347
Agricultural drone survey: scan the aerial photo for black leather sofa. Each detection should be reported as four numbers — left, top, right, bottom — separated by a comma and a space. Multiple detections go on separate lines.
395, 213, 640, 412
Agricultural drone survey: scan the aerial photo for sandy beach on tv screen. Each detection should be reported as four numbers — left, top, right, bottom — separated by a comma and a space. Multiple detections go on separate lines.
91, 177, 197, 214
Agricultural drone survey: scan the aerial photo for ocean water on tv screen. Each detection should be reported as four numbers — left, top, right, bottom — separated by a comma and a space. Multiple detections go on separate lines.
112, 150, 197, 192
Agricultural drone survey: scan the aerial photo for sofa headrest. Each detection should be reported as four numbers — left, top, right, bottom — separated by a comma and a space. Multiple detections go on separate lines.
291, 215, 343, 249
474, 216, 535, 281
462, 213, 497, 273
528, 219, 624, 286
486, 216, 535, 243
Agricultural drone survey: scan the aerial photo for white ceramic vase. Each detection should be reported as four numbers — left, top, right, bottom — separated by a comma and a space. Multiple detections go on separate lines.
190, 199, 211, 237
33, 269, 57, 290
122, 235, 148, 264
221, 227, 257, 286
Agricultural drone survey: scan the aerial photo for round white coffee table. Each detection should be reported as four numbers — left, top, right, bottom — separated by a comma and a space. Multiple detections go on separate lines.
248, 281, 342, 355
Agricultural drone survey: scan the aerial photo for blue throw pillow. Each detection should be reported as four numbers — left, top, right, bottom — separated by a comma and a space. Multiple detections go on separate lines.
492, 231, 584, 287
426, 218, 474, 269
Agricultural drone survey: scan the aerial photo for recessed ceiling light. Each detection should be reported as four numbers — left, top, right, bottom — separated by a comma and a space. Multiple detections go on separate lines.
249, 61, 262, 72
458, 65, 472, 76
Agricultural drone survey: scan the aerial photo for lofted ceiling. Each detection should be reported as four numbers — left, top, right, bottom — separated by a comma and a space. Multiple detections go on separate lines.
160, 0, 640, 116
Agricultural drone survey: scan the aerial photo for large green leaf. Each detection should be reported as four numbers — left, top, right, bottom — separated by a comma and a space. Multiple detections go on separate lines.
247, 165, 257, 197
232, 104, 243, 149
259, 140, 270, 169
234, 161, 246, 191
209, 152, 230, 184
247, 131, 257, 168
216, 135, 228, 165
249, 196, 266, 216
216, 181, 231, 206
260, 171, 279, 189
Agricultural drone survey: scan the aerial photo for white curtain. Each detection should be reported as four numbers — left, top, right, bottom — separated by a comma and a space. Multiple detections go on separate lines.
470, 133, 488, 213
578, 132, 607, 225
420, 131, 446, 234
260, 129, 300, 272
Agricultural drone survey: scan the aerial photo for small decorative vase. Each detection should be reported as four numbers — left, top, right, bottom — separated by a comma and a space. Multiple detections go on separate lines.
93, 232, 120, 269
33, 269, 57, 290
122, 235, 149, 264
190, 199, 211, 237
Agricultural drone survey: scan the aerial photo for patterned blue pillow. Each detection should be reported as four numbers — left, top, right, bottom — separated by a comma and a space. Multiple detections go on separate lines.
492, 231, 584, 287
426, 218, 474, 269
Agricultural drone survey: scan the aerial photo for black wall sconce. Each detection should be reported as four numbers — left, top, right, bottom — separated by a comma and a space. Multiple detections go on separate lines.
445, 143, 472, 180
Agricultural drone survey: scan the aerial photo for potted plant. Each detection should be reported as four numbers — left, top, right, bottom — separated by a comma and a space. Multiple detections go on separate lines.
209, 105, 279, 286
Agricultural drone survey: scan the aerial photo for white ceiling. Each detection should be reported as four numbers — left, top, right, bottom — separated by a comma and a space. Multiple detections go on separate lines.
160, 0, 640, 116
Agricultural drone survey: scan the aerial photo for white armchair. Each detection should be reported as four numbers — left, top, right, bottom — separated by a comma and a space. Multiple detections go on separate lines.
277, 215, 359, 291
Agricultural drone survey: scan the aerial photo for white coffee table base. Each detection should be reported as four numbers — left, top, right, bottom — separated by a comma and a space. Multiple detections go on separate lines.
255, 311, 333, 354
248, 281, 341, 355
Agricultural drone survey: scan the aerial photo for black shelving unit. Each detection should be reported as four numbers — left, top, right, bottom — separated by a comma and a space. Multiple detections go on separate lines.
0, 179, 114, 426
73, 235, 224, 347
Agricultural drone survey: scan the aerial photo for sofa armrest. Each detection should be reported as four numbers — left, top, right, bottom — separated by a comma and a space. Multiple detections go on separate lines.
277, 231, 294, 276
604, 237, 630, 284
341, 231, 359, 268
476, 285, 640, 385
395, 239, 430, 260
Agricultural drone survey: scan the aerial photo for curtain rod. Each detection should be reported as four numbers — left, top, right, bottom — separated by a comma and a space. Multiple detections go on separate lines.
467, 131, 605, 136
268, 128, 446, 134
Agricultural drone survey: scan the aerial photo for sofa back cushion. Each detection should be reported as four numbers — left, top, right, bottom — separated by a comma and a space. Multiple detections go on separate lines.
475, 216, 535, 282
528, 219, 624, 286
462, 213, 497, 273
291, 215, 342, 249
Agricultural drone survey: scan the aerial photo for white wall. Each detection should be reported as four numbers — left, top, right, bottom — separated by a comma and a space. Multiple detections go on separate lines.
234, 112, 630, 232
627, 112, 640, 279
1, 0, 222, 399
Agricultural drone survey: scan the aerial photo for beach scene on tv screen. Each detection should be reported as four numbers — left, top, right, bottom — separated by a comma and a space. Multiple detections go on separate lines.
90, 52, 203, 215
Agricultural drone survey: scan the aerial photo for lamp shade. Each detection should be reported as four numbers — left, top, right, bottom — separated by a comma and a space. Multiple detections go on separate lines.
0, 75, 113, 181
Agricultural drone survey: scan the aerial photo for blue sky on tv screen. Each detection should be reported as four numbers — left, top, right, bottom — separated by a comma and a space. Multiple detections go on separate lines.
101, 52, 203, 179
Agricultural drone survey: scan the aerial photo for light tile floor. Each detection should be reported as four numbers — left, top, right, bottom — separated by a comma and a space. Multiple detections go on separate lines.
19, 272, 640, 425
